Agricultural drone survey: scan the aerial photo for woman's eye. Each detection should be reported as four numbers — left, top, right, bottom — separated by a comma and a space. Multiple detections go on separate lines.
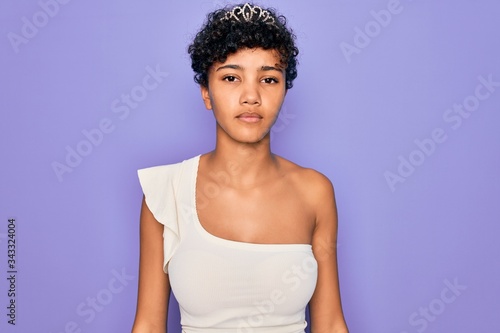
223, 76, 237, 82
262, 77, 278, 84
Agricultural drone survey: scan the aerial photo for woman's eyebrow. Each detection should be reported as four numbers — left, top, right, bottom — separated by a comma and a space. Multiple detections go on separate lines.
215, 64, 241, 71
261, 65, 284, 73
215, 64, 283, 73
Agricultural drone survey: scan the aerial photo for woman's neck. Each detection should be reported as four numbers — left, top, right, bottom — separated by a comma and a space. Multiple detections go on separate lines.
205, 134, 279, 188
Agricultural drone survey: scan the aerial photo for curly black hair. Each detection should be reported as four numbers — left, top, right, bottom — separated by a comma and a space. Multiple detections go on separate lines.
188, 3, 299, 89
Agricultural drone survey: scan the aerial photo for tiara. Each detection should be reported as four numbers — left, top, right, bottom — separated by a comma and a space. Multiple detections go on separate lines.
221, 3, 276, 25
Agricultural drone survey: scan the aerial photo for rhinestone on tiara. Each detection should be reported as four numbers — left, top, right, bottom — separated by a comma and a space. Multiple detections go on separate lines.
221, 3, 276, 25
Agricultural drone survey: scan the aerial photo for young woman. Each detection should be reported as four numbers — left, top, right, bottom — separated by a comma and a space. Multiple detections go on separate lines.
132, 3, 349, 333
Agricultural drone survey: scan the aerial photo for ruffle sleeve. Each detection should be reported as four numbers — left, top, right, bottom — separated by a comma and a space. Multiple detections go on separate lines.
137, 163, 181, 273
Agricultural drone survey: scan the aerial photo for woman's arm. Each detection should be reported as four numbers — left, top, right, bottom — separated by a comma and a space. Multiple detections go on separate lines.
309, 175, 349, 333
131, 197, 170, 333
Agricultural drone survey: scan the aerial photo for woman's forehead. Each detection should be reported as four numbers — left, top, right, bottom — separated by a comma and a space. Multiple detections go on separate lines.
214, 48, 282, 69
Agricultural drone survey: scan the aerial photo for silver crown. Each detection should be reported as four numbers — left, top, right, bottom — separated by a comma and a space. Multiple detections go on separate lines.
221, 3, 276, 25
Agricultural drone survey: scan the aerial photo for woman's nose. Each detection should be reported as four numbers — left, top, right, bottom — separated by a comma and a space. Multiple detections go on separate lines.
240, 81, 261, 106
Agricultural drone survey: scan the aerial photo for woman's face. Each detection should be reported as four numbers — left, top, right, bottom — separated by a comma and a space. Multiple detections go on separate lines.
201, 47, 287, 144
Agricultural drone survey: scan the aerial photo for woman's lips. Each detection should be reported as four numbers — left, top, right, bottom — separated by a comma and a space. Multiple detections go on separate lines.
236, 112, 262, 123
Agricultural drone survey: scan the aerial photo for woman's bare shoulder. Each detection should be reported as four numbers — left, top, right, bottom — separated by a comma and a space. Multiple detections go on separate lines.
276, 155, 335, 199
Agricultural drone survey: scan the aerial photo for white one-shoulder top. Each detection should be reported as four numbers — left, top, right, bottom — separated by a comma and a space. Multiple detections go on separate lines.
138, 155, 318, 333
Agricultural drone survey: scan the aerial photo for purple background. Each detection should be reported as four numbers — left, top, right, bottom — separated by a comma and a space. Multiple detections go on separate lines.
1, 0, 500, 332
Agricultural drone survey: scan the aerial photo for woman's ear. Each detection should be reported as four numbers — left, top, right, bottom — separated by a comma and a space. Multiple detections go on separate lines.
201, 85, 212, 110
